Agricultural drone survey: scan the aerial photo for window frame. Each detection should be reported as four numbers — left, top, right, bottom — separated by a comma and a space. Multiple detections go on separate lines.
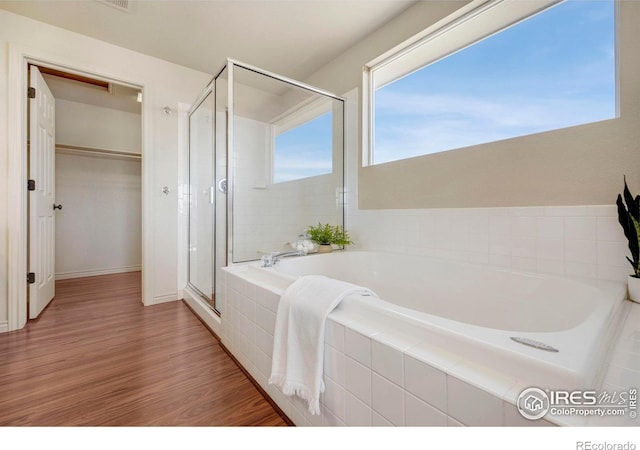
361, 0, 594, 166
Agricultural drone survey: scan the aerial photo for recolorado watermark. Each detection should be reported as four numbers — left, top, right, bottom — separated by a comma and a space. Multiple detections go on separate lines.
576, 443, 636, 450
517, 387, 637, 421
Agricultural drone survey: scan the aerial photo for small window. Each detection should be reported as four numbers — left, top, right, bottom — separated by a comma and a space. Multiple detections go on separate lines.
367, 0, 617, 165
273, 111, 333, 183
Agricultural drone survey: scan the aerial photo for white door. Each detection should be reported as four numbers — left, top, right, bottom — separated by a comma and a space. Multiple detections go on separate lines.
29, 66, 56, 319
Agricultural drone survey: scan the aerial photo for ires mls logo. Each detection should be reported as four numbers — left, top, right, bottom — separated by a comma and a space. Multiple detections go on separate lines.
517, 387, 638, 421
517, 388, 550, 420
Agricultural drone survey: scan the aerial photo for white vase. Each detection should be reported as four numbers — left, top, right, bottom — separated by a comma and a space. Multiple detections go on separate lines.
629, 276, 640, 303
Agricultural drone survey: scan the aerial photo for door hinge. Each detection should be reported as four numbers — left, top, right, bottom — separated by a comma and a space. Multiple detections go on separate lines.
27, 179, 36, 191
28, 87, 36, 99
27, 272, 35, 284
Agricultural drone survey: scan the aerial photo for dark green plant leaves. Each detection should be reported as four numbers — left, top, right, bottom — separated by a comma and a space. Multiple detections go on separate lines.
617, 178, 640, 277
306, 223, 352, 246
623, 176, 640, 221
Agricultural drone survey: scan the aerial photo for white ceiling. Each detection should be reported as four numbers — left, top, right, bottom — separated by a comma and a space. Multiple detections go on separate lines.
0, 0, 416, 81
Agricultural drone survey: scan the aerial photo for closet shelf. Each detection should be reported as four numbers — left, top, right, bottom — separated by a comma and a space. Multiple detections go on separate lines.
55, 144, 142, 161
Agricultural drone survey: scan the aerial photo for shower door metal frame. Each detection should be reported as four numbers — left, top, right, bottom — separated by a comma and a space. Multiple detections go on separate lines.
186, 78, 217, 310
222, 58, 346, 267
186, 58, 346, 315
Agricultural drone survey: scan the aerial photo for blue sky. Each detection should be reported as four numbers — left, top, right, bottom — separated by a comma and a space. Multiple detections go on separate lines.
374, 0, 616, 164
274, 112, 333, 183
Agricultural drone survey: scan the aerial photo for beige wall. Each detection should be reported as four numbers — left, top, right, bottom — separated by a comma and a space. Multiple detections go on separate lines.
306, 0, 640, 209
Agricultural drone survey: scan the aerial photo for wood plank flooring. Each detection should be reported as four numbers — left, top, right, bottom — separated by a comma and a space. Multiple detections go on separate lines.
0, 272, 287, 426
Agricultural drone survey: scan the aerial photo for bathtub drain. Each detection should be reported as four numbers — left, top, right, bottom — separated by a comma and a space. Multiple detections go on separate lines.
510, 337, 559, 352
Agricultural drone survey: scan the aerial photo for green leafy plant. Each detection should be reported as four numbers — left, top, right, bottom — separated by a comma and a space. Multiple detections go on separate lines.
616, 177, 640, 278
306, 223, 352, 246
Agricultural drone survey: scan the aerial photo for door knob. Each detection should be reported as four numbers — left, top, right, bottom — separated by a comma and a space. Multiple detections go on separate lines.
53, 204, 63, 210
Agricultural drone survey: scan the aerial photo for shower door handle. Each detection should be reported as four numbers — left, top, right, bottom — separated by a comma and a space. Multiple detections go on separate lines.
217, 178, 227, 194
209, 186, 215, 204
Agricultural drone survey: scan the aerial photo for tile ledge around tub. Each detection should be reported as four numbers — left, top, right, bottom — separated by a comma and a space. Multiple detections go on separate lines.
223, 265, 293, 294
403, 341, 463, 375
328, 307, 379, 337
446, 359, 520, 404
355, 317, 520, 402
333, 307, 517, 398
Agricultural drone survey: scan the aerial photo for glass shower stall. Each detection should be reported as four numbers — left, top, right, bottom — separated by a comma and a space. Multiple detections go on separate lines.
187, 59, 345, 313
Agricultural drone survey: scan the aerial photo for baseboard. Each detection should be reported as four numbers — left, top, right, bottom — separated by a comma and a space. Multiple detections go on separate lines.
55, 265, 141, 280
219, 341, 294, 426
0, 321, 8, 333
151, 293, 178, 305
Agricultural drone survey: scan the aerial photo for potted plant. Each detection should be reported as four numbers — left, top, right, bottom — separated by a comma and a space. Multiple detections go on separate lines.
306, 223, 352, 254
616, 177, 640, 303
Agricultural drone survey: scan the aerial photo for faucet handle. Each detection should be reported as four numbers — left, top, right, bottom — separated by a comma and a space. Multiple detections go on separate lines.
261, 254, 273, 267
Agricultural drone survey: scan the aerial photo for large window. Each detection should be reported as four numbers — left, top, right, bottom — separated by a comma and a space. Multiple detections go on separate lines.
368, 0, 616, 165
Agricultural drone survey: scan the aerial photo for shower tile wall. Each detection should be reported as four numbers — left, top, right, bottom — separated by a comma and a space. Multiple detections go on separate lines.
234, 175, 340, 259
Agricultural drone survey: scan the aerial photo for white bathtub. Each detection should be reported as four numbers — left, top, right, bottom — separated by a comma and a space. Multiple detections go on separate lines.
247, 250, 628, 392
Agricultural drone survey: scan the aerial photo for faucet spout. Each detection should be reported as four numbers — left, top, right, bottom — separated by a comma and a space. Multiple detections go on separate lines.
261, 250, 304, 267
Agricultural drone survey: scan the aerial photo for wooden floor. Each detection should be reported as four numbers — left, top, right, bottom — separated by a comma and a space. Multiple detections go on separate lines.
0, 272, 287, 426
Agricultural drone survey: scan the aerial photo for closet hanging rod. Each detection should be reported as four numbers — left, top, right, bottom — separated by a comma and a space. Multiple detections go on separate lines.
55, 144, 142, 160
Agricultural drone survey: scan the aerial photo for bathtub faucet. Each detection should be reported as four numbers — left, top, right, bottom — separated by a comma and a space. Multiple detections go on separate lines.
261, 250, 304, 267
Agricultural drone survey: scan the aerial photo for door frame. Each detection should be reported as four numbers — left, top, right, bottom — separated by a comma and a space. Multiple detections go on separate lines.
7, 44, 153, 331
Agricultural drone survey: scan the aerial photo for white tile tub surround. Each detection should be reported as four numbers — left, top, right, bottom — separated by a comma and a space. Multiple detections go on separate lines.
220, 264, 640, 427
346, 205, 632, 284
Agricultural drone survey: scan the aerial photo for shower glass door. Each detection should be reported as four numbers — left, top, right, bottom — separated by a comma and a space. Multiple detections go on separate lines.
188, 86, 215, 309
187, 59, 343, 314
228, 62, 344, 263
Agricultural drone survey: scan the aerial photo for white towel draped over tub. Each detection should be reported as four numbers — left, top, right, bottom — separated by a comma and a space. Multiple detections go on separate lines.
268, 275, 377, 415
